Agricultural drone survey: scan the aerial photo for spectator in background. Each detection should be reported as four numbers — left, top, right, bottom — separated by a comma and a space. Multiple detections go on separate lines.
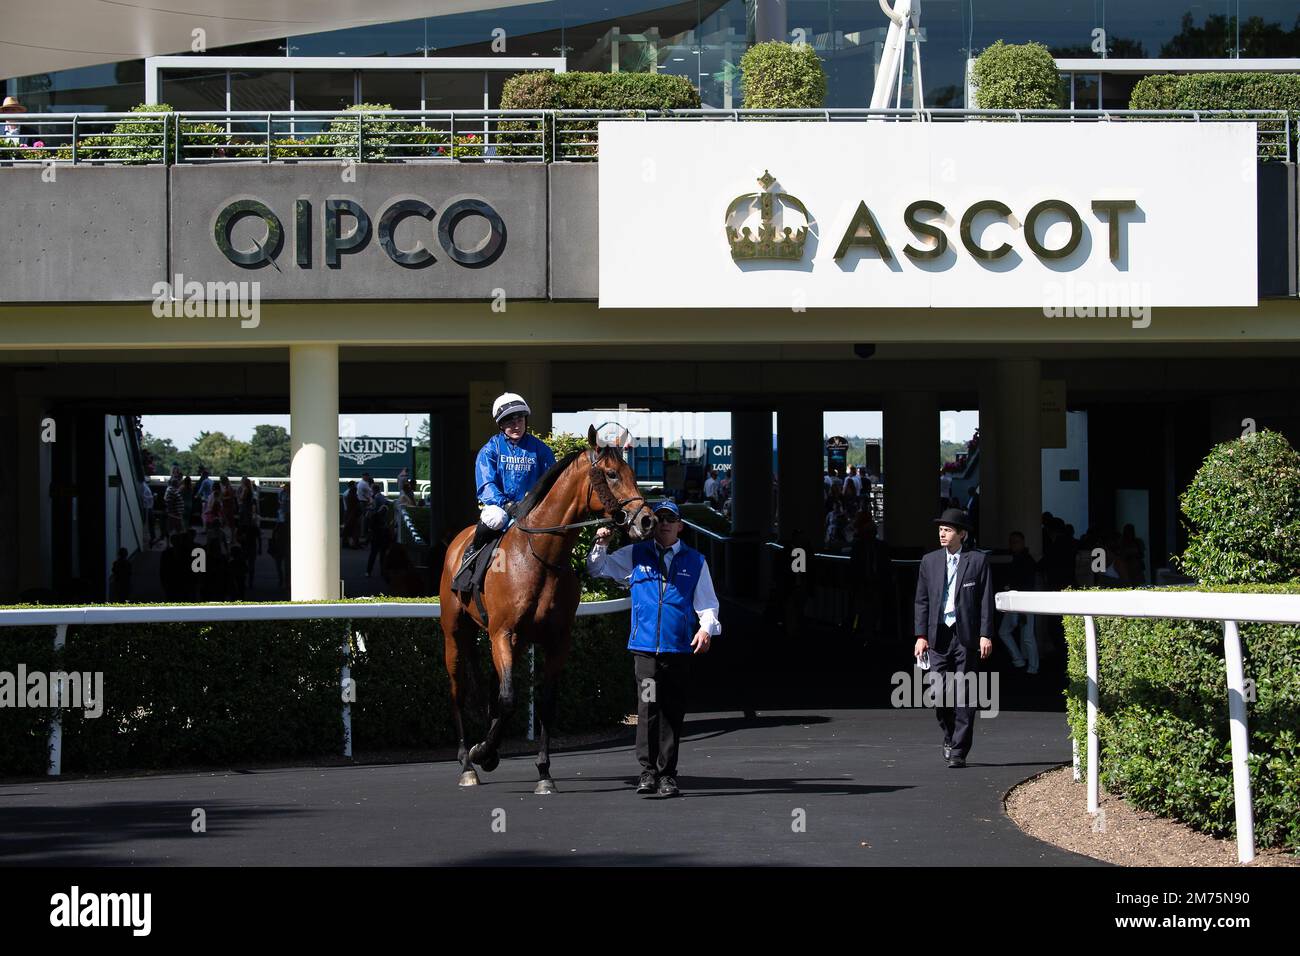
164, 475, 185, 535
719, 471, 731, 506
278, 481, 291, 524
140, 479, 157, 548
703, 470, 717, 505
180, 475, 194, 530
849, 513, 890, 642
203, 479, 223, 540
194, 467, 213, 524
996, 531, 1040, 674
398, 480, 418, 508
238, 477, 259, 586
342, 481, 362, 549
1, 96, 27, 148
219, 477, 238, 544
366, 492, 394, 577
109, 548, 133, 602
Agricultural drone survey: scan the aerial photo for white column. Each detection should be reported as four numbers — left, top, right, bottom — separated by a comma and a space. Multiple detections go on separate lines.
506, 360, 553, 438
290, 344, 340, 601
882, 391, 938, 550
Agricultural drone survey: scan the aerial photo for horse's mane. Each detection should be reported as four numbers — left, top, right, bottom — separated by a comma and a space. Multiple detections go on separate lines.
515, 445, 619, 523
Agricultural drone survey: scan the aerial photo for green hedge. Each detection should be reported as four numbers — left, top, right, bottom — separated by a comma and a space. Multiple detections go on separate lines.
498, 71, 701, 160
739, 41, 828, 109
0, 605, 633, 777
1130, 72, 1300, 159
970, 41, 1062, 110
1064, 584, 1300, 850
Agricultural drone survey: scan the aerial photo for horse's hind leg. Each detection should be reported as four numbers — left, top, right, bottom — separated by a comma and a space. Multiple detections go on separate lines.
534, 639, 570, 795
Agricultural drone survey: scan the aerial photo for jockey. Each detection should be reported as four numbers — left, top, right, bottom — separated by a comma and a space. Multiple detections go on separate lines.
452, 391, 557, 592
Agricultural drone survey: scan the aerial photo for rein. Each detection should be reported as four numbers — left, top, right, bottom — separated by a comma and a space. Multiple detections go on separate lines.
511, 448, 650, 571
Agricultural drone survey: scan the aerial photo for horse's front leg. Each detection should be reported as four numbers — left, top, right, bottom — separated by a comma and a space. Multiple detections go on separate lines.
468, 632, 514, 774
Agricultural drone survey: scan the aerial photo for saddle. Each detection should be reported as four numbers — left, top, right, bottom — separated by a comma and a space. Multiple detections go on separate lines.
451, 522, 506, 626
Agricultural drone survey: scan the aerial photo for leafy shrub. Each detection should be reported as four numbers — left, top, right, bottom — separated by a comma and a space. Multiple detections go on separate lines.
0, 601, 631, 776
1064, 584, 1300, 850
498, 71, 700, 160
325, 103, 415, 162
970, 41, 1062, 110
739, 41, 828, 109
1130, 71, 1300, 159
1176, 429, 1300, 585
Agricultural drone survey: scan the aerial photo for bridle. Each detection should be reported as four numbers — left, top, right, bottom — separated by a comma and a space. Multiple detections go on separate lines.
512, 446, 654, 571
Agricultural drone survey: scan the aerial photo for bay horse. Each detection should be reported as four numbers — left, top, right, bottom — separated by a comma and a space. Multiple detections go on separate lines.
439, 425, 656, 792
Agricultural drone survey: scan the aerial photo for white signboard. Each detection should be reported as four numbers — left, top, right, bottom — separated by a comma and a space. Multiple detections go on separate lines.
597, 121, 1257, 309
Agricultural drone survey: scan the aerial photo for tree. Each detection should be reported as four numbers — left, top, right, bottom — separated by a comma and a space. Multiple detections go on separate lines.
970, 41, 1062, 110
141, 432, 179, 473
189, 430, 255, 477
248, 424, 291, 475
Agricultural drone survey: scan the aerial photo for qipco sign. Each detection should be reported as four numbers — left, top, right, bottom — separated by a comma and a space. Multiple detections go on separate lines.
213, 197, 507, 270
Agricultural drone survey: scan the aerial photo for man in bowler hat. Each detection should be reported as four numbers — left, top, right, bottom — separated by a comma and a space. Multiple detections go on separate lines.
913, 508, 993, 768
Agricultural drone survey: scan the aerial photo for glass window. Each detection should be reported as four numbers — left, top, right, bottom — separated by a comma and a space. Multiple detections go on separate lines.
15, 62, 145, 113
1104, 1, 1233, 58
1100, 72, 1142, 110
292, 19, 427, 57
161, 69, 228, 111
1072, 72, 1099, 110
1235, 1, 1300, 57
360, 71, 422, 110
424, 72, 486, 110
229, 70, 290, 111
294, 71, 356, 111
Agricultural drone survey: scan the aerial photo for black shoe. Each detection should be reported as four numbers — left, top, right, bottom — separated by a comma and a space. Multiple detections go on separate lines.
947, 757, 966, 769
636, 771, 657, 794
943, 742, 952, 761
656, 776, 680, 798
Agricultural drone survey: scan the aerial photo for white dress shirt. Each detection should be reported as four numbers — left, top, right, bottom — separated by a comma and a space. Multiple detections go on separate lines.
587, 539, 722, 636
942, 550, 960, 627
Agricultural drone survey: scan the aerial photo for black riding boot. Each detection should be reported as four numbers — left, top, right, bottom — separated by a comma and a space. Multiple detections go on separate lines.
452, 521, 497, 592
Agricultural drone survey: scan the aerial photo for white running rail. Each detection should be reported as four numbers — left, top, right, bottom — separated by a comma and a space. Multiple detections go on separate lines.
996, 589, 1300, 864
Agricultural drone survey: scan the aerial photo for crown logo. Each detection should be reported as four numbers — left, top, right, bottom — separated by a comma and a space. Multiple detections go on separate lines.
725, 170, 811, 262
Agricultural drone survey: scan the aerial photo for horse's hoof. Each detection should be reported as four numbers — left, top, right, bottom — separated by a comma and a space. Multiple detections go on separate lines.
469, 744, 500, 773
534, 778, 557, 795
458, 770, 480, 787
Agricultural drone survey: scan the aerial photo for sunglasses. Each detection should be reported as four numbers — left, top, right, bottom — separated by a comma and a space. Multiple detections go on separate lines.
656, 514, 681, 524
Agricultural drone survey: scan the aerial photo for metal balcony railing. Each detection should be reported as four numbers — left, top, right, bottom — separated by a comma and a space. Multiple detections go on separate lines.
0, 108, 1292, 165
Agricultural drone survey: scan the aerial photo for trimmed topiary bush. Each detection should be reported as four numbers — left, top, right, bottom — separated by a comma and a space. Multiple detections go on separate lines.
970, 41, 1062, 110
1176, 429, 1300, 585
1130, 71, 1300, 159
1064, 585, 1300, 850
739, 41, 828, 109
326, 103, 416, 162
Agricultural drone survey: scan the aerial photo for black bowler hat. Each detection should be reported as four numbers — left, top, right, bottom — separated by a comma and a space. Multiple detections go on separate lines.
934, 507, 973, 531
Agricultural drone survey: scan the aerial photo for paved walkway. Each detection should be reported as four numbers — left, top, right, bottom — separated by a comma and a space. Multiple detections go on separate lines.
0, 709, 1101, 866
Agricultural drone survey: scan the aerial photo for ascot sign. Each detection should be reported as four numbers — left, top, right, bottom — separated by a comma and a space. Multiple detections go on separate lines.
598, 121, 1257, 309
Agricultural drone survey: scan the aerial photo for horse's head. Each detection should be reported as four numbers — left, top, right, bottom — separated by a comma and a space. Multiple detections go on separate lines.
585, 424, 656, 540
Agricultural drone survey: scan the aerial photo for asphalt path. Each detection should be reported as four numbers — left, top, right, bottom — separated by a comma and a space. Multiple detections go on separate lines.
0, 708, 1101, 866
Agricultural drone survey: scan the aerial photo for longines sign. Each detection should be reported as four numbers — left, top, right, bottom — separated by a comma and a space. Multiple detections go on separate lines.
597, 122, 1257, 309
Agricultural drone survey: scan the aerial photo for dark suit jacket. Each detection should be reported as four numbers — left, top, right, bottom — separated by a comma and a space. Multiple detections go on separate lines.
914, 546, 994, 647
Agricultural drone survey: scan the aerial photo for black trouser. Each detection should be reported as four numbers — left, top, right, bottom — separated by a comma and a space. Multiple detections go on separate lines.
633, 651, 691, 777
931, 622, 979, 759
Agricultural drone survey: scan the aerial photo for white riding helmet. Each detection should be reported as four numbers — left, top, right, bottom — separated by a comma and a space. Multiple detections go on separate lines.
492, 392, 531, 424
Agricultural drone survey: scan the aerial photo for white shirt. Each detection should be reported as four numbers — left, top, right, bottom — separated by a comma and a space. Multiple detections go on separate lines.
356, 479, 374, 504
942, 550, 961, 627
587, 539, 722, 637
140, 482, 154, 509
703, 477, 717, 499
